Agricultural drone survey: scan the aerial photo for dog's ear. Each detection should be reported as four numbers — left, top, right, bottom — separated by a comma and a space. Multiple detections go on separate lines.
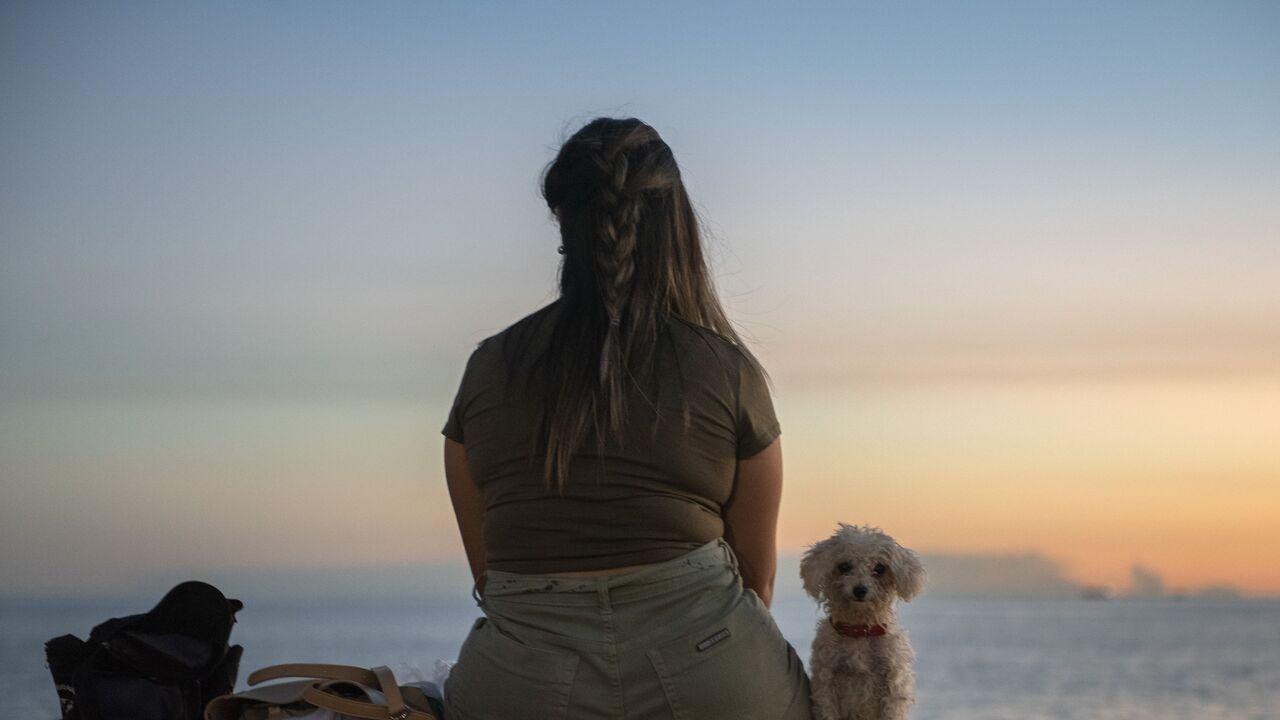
888, 542, 926, 602
800, 534, 840, 602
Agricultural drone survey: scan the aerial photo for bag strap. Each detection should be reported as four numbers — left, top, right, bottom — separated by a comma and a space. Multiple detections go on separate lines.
247, 663, 378, 688
372, 665, 408, 719
303, 678, 436, 720
248, 663, 433, 720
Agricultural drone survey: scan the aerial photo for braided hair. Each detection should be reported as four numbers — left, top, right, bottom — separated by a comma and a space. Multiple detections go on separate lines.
504, 117, 758, 490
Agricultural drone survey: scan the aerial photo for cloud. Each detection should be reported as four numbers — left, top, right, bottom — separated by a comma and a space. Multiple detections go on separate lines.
912, 552, 1081, 598
776, 550, 1082, 598
1129, 563, 1165, 597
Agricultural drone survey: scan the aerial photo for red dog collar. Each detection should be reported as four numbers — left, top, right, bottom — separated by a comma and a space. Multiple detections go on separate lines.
831, 619, 888, 638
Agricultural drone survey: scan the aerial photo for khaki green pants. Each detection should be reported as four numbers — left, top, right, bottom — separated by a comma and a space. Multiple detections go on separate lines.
444, 538, 811, 720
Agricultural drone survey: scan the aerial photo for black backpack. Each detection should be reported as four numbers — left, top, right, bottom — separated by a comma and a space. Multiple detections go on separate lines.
44, 581, 244, 720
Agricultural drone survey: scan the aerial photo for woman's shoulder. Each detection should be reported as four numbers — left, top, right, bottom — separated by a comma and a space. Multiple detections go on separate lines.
664, 314, 762, 372
468, 302, 561, 358
463, 305, 762, 379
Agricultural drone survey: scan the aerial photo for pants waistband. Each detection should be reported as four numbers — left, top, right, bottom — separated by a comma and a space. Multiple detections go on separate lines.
475, 537, 739, 608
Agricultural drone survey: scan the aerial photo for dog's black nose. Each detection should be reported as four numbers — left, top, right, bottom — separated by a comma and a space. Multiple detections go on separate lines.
853, 584, 867, 600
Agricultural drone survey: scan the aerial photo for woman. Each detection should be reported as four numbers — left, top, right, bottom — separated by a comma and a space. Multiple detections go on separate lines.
441, 117, 811, 719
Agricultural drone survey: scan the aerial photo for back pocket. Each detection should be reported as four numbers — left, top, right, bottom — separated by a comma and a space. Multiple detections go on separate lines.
445, 616, 580, 720
646, 591, 807, 720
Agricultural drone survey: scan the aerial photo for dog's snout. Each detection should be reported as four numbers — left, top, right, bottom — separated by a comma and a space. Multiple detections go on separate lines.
853, 584, 868, 600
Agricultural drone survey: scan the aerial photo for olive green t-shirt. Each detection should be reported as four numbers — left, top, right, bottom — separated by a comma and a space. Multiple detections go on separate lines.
442, 306, 780, 573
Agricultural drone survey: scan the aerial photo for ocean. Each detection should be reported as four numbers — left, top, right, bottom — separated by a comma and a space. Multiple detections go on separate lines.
3, 592, 1277, 719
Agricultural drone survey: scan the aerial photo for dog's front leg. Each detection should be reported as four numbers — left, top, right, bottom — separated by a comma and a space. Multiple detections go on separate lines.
868, 642, 914, 720
812, 696, 841, 720
875, 691, 906, 717
809, 666, 841, 720
878, 692, 912, 720
878, 664, 914, 720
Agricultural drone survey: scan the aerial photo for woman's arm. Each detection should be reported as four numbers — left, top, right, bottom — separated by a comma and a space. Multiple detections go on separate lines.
723, 437, 783, 608
444, 437, 488, 594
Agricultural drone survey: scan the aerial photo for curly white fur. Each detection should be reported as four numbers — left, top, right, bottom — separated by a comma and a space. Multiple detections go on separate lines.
801, 523, 925, 720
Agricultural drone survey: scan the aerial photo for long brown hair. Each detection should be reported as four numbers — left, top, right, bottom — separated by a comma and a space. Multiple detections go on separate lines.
503, 117, 758, 490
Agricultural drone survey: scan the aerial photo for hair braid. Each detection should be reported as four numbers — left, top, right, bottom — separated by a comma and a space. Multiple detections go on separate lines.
590, 147, 637, 321
590, 138, 642, 429
516, 116, 762, 491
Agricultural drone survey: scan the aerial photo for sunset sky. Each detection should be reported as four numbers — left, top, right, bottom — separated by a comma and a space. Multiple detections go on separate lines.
2, 1, 1278, 596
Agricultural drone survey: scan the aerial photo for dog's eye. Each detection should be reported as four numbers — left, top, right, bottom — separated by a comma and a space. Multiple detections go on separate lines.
837, 562, 853, 574
873, 563, 887, 575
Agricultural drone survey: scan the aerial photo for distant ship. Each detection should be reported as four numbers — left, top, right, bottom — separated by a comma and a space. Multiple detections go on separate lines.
1081, 585, 1116, 600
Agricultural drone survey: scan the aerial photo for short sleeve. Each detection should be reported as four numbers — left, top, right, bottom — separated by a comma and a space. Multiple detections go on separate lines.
442, 378, 466, 443
735, 350, 780, 459
442, 347, 480, 443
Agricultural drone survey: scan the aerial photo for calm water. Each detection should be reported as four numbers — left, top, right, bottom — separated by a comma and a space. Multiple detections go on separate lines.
3, 593, 1277, 719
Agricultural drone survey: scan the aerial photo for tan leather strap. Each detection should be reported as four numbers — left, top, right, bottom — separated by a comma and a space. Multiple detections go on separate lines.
372, 665, 408, 719
246, 663, 435, 720
247, 663, 379, 688
303, 679, 436, 720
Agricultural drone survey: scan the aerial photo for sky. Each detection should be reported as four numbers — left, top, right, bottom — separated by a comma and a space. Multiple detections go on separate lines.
2, 1, 1278, 596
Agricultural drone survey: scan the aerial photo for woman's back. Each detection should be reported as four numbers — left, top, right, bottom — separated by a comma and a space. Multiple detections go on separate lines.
440, 116, 810, 719
443, 300, 781, 574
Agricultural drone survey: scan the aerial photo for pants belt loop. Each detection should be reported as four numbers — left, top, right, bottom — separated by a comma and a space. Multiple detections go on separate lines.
472, 578, 486, 607
720, 537, 740, 576
597, 577, 613, 615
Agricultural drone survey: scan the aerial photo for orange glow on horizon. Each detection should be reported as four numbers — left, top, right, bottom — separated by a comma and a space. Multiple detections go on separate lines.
774, 375, 1280, 596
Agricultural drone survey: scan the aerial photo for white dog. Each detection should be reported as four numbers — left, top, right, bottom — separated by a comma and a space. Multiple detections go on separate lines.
800, 524, 925, 720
